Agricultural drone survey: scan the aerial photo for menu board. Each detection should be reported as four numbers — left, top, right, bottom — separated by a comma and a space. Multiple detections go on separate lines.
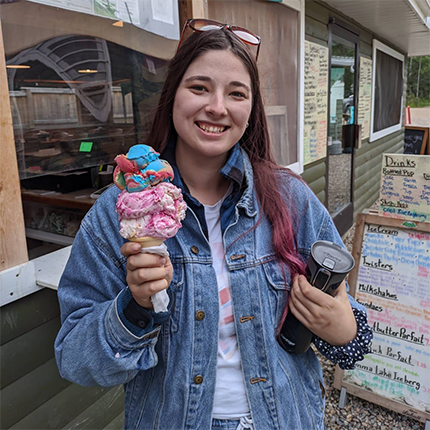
304, 41, 328, 165
358, 57, 372, 141
378, 153, 430, 223
334, 213, 430, 422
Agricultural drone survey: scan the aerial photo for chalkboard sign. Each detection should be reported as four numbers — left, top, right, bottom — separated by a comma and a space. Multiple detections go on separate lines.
334, 213, 430, 423
404, 126, 429, 155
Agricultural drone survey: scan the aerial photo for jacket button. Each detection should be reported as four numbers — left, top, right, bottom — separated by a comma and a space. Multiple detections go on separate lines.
191, 246, 199, 255
137, 320, 147, 329
194, 375, 204, 384
196, 310, 205, 321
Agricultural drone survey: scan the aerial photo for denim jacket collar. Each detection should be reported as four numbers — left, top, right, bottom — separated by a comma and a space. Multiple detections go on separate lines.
161, 139, 256, 221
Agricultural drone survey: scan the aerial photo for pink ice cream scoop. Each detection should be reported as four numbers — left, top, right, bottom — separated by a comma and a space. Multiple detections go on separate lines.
114, 144, 187, 245
116, 182, 186, 240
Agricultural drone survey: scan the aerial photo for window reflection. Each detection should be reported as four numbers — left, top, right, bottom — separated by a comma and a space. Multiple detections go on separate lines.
327, 34, 356, 216
7, 35, 167, 181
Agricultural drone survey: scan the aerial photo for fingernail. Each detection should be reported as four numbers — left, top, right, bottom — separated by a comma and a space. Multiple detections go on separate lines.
131, 244, 141, 251
160, 257, 166, 266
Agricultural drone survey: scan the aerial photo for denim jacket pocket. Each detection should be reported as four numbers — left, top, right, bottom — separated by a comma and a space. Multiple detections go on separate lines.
168, 261, 184, 334
262, 259, 290, 330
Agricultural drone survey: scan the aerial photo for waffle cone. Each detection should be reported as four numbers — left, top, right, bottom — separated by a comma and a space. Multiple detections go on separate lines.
129, 236, 164, 247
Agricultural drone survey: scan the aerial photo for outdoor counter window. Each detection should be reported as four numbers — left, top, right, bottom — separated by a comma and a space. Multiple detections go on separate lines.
0, 0, 176, 250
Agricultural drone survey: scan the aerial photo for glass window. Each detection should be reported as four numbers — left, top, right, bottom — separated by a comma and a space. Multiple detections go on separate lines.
1, 1, 174, 183
370, 40, 404, 142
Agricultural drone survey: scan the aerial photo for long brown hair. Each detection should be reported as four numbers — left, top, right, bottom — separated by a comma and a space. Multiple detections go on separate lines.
147, 30, 306, 285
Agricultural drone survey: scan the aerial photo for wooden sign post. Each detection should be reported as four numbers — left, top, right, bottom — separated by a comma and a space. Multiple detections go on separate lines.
404, 126, 429, 155
334, 213, 430, 423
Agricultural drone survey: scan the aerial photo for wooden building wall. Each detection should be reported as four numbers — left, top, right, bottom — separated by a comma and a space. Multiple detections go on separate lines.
303, 0, 405, 217
1, 288, 125, 429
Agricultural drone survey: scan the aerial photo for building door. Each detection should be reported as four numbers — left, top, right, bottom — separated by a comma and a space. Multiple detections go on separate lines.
326, 20, 359, 236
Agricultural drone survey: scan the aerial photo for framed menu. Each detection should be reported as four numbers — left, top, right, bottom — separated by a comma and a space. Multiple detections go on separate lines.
378, 153, 430, 223
303, 40, 328, 165
334, 213, 430, 423
358, 57, 372, 141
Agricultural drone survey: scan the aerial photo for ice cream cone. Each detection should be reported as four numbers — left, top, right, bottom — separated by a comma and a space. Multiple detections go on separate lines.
129, 236, 164, 247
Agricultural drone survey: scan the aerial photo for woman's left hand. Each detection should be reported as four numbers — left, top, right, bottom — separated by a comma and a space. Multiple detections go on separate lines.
289, 275, 357, 346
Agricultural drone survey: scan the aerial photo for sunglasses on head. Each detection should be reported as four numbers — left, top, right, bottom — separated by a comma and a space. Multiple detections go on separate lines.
177, 19, 261, 61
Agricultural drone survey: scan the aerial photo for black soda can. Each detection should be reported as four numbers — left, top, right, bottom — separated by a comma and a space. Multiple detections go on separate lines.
278, 240, 355, 354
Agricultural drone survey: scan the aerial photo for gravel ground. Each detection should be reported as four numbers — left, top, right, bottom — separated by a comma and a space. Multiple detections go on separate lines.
317, 212, 425, 430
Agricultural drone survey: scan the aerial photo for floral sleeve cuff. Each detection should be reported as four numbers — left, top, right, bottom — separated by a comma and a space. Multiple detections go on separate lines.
313, 307, 373, 370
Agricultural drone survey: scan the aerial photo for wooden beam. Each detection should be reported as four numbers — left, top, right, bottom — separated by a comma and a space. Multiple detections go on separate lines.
191, 0, 209, 18
177, 0, 208, 32
178, 1, 192, 26
0, 19, 28, 271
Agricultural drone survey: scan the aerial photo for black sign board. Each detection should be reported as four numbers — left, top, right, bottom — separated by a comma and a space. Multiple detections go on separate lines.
404, 126, 428, 155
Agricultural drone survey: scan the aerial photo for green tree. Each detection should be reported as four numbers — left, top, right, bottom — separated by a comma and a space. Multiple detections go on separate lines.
406, 56, 430, 107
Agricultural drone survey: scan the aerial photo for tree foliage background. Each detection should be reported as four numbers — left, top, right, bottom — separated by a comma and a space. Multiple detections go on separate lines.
406, 56, 430, 107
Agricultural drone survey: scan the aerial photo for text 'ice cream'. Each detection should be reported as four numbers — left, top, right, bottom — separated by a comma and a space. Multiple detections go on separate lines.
114, 144, 187, 245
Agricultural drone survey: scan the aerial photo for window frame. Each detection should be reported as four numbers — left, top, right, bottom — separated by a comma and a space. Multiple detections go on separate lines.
369, 39, 405, 142
279, 0, 304, 174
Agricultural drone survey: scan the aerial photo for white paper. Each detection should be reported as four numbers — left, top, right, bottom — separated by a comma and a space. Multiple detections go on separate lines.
117, 0, 140, 25
140, 243, 170, 313
151, 0, 173, 24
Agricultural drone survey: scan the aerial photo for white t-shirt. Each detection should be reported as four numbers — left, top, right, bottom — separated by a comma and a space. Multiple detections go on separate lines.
203, 187, 250, 419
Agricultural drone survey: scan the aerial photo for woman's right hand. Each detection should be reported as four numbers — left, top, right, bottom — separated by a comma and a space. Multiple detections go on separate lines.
120, 242, 173, 309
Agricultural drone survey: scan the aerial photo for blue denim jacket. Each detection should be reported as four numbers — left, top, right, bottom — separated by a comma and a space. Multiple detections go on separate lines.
55, 145, 370, 430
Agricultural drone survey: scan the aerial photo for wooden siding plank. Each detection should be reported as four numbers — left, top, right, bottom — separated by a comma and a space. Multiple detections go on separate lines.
1, 358, 70, 428
305, 16, 328, 41
355, 153, 384, 178
354, 175, 381, 204
302, 159, 326, 200
354, 190, 380, 218
1, 288, 60, 346
355, 140, 403, 177
103, 411, 124, 430
9, 383, 111, 429
356, 130, 404, 167
354, 185, 380, 216
307, 176, 325, 197
315, 190, 325, 204
305, 0, 330, 25
1, 317, 60, 389
354, 160, 381, 191
302, 158, 326, 183
62, 385, 124, 430
360, 40, 372, 57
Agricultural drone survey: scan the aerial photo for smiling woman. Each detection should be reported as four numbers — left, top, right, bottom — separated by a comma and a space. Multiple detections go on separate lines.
172, 50, 252, 204
55, 22, 372, 430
